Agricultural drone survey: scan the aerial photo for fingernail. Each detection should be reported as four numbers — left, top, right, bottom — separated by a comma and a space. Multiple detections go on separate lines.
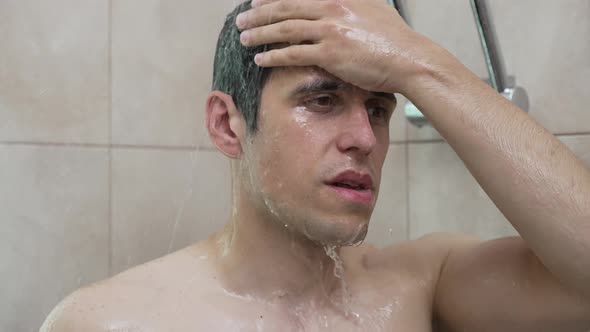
254, 53, 264, 65
236, 13, 247, 29
240, 31, 250, 45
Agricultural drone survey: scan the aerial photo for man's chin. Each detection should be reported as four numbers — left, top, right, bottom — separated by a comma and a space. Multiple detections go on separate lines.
303, 218, 369, 247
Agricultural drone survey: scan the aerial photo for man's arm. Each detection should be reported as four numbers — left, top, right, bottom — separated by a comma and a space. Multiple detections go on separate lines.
427, 232, 590, 332
406, 55, 590, 301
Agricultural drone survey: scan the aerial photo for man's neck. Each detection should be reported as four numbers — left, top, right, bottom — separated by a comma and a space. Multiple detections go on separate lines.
212, 198, 343, 305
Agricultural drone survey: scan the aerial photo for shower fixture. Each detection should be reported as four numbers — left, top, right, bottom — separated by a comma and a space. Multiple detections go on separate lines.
388, 0, 530, 128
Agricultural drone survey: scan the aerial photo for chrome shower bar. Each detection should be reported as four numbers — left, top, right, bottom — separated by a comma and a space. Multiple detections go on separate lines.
471, 0, 508, 93
388, 0, 411, 25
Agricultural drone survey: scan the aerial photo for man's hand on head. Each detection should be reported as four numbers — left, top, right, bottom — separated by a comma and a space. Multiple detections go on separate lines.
236, 0, 453, 96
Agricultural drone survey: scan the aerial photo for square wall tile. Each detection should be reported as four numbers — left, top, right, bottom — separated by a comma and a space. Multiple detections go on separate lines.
111, 148, 231, 274
408, 142, 518, 240
365, 144, 408, 247
112, 0, 241, 147
0, 145, 110, 332
0, 0, 109, 144
491, 0, 590, 134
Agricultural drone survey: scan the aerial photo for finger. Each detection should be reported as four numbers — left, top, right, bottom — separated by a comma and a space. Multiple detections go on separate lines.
255, 44, 323, 68
250, 0, 279, 7
237, 0, 323, 30
241, 20, 323, 47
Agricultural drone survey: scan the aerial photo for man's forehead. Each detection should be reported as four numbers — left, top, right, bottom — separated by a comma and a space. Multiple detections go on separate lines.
268, 66, 396, 102
269, 66, 339, 85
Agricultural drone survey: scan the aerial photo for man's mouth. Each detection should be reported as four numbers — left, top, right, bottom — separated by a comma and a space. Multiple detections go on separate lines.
326, 170, 374, 205
331, 181, 370, 190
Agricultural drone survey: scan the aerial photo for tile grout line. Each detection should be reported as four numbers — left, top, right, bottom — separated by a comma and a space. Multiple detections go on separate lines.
556, 131, 590, 137
107, 0, 113, 277
404, 118, 411, 242
405, 142, 410, 241
396, 132, 590, 144
3, 132, 589, 151
0, 141, 216, 151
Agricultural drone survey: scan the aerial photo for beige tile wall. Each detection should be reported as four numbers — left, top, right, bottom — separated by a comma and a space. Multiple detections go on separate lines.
0, 145, 110, 331
111, 148, 231, 274
0, 0, 110, 144
365, 144, 408, 247
0, 1, 588, 331
111, 0, 234, 148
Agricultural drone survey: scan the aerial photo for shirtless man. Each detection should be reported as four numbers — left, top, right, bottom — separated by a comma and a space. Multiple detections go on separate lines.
41, 0, 590, 331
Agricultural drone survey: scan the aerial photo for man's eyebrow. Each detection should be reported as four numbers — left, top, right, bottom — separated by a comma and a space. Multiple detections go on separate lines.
290, 78, 348, 97
290, 78, 396, 102
372, 91, 397, 103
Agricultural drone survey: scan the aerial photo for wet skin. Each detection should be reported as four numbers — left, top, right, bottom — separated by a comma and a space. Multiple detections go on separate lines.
41, 235, 457, 332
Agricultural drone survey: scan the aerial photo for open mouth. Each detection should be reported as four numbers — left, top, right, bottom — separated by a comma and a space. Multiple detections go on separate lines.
325, 171, 374, 205
330, 181, 369, 191
327, 183, 374, 205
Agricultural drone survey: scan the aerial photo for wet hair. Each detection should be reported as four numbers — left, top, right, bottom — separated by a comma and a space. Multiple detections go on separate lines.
212, 0, 272, 135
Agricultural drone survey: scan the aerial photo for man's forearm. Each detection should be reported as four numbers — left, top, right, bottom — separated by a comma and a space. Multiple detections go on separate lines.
404, 51, 590, 299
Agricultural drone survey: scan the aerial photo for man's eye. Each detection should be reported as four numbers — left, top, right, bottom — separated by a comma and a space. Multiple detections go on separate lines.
309, 95, 336, 108
368, 106, 388, 120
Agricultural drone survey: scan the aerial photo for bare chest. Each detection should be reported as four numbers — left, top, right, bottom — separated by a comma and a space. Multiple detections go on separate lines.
150, 274, 435, 331
100, 288, 435, 332
104, 244, 440, 331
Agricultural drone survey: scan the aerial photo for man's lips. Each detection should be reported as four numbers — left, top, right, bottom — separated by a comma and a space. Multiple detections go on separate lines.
326, 170, 374, 190
325, 170, 375, 205
327, 185, 375, 205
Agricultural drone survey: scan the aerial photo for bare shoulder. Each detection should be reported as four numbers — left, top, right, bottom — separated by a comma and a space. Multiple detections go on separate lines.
363, 232, 481, 269
348, 232, 483, 289
40, 243, 216, 332
39, 280, 112, 332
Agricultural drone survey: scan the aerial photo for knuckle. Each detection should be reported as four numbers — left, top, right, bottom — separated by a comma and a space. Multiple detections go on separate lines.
278, 21, 294, 35
321, 43, 335, 61
323, 0, 344, 14
286, 48, 300, 62
321, 22, 339, 36
277, 0, 292, 13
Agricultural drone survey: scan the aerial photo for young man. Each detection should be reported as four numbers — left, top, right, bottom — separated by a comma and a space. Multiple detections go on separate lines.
42, 0, 590, 331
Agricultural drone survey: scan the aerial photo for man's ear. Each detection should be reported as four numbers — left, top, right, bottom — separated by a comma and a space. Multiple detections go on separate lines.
206, 91, 246, 159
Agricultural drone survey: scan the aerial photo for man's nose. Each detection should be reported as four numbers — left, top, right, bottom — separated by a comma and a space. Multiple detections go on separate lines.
336, 106, 377, 157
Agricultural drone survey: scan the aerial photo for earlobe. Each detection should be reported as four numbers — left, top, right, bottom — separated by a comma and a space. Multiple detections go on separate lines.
206, 91, 245, 159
